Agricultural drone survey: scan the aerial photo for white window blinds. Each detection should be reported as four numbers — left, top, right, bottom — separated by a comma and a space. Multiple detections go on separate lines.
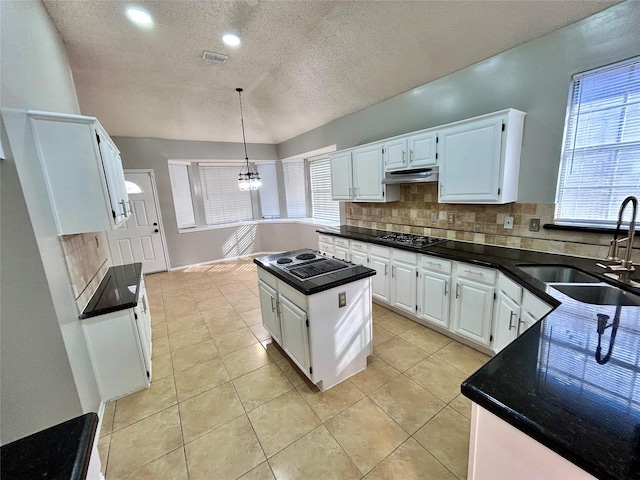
309, 156, 340, 222
199, 164, 253, 225
556, 56, 640, 227
258, 163, 280, 219
168, 163, 196, 229
283, 160, 307, 218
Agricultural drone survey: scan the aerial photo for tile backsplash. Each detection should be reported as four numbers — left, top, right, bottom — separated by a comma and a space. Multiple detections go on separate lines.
346, 183, 639, 263
61, 232, 112, 312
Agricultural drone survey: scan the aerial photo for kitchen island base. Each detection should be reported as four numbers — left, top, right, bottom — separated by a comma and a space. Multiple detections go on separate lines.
257, 267, 373, 392
468, 404, 597, 480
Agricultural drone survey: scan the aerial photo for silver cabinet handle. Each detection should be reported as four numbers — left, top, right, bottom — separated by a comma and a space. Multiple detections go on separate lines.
384, 264, 388, 276
409, 149, 414, 163
141, 295, 148, 314
517, 319, 526, 335
444, 280, 449, 296
402, 150, 406, 163
270, 297, 276, 312
119, 199, 127, 217
508, 311, 516, 330
126, 200, 132, 215
349, 187, 353, 197
464, 269, 484, 277
455, 283, 460, 299
392, 266, 395, 278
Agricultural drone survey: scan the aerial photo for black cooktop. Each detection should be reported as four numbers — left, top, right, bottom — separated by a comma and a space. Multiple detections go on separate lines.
288, 257, 350, 279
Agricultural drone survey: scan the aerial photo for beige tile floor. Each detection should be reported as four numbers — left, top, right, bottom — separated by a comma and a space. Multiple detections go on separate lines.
97, 258, 490, 480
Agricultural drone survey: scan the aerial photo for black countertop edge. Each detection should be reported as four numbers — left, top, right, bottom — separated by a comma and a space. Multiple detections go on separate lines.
80, 263, 143, 319
1, 412, 98, 480
253, 251, 376, 295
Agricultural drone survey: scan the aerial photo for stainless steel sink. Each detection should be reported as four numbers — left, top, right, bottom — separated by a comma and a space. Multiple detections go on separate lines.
516, 265, 600, 284
552, 284, 640, 306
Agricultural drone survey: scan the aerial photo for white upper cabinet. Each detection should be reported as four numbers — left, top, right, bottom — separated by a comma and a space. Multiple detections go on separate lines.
407, 130, 438, 168
28, 111, 131, 234
330, 146, 400, 202
383, 138, 408, 171
438, 109, 525, 204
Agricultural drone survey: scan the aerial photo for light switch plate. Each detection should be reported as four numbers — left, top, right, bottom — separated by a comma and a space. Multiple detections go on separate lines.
338, 292, 346, 308
431, 212, 438, 222
504, 216, 514, 229
447, 212, 455, 224
529, 218, 540, 232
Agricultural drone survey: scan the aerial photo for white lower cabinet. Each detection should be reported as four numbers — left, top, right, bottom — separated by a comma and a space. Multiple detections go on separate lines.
369, 245, 392, 303
318, 234, 335, 256
494, 292, 520, 352
279, 295, 311, 373
257, 268, 372, 391
452, 275, 495, 347
418, 256, 452, 329
390, 249, 417, 315
82, 276, 152, 402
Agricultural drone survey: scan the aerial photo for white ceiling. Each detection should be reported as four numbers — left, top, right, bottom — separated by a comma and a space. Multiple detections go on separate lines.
43, 0, 620, 145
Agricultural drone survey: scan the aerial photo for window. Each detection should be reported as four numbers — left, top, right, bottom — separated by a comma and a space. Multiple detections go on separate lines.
555, 56, 640, 227
283, 160, 308, 218
309, 155, 340, 222
257, 163, 280, 218
199, 164, 253, 225
168, 162, 196, 229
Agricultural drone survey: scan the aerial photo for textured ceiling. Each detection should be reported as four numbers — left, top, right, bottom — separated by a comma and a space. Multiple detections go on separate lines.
43, 0, 620, 144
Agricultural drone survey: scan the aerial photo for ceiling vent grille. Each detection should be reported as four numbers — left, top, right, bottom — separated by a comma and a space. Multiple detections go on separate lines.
202, 51, 229, 64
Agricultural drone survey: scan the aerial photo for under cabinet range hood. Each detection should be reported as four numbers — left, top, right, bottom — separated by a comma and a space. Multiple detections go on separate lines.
382, 168, 438, 184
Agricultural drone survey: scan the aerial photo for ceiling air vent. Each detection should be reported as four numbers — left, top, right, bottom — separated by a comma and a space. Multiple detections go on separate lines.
202, 51, 229, 64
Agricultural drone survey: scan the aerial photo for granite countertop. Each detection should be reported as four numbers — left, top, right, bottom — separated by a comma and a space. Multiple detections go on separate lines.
80, 262, 142, 319
318, 225, 640, 479
0, 413, 98, 480
254, 249, 376, 295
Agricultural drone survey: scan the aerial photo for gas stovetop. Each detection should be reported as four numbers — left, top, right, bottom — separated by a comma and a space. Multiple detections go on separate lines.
270, 250, 353, 280
377, 233, 445, 248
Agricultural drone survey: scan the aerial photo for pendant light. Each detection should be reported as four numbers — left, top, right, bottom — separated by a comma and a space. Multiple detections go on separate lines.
235, 87, 260, 191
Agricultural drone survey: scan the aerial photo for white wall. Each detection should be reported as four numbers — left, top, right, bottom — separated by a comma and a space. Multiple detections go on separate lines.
277, 1, 640, 204
0, 0, 100, 444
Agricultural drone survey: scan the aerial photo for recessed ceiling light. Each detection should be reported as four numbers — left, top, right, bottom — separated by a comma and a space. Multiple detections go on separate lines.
126, 8, 153, 26
222, 33, 241, 47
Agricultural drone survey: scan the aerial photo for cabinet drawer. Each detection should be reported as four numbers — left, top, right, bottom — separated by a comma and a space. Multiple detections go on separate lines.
334, 237, 350, 248
257, 268, 278, 290
421, 255, 452, 274
319, 242, 334, 254
350, 240, 368, 252
370, 244, 391, 258
522, 291, 553, 320
392, 248, 417, 265
279, 281, 307, 312
318, 234, 334, 245
457, 264, 496, 285
498, 274, 522, 303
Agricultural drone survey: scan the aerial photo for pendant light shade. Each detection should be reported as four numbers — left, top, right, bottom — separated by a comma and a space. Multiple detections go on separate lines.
236, 88, 260, 191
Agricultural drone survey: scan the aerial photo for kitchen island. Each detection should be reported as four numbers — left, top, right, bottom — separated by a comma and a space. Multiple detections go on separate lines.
317, 225, 640, 480
254, 249, 376, 391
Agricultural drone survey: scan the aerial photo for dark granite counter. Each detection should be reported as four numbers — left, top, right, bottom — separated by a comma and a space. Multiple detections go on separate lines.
81, 262, 142, 319
317, 225, 640, 479
1, 413, 98, 480
254, 249, 376, 295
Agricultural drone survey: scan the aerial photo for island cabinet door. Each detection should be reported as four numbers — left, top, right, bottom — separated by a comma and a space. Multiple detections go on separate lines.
258, 280, 281, 344
279, 295, 311, 374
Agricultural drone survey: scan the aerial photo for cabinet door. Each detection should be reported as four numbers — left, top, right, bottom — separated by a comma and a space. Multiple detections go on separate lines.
453, 277, 494, 346
370, 254, 391, 303
97, 131, 130, 227
330, 152, 353, 200
334, 245, 350, 261
350, 250, 368, 266
439, 116, 503, 203
493, 292, 519, 353
408, 131, 438, 167
391, 259, 417, 314
279, 295, 311, 374
384, 138, 408, 171
418, 269, 451, 328
518, 310, 537, 336
258, 280, 281, 344
353, 145, 384, 200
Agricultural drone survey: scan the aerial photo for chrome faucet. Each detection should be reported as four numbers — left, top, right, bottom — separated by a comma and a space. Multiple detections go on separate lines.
600, 195, 637, 283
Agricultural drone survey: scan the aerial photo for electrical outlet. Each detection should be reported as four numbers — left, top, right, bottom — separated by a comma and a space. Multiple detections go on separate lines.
504, 215, 514, 229
431, 212, 438, 222
447, 212, 455, 224
338, 292, 346, 308
529, 218, 540, 232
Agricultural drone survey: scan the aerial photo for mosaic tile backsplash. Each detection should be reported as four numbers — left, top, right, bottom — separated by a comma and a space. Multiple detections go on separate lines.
61, 232, 112, 312
346, 183, 639, 264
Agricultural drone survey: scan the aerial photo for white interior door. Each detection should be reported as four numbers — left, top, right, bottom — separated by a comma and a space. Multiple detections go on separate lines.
107, 171, 169, 273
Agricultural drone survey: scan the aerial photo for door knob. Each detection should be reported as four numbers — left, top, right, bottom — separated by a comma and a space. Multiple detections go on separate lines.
154, 229, 159, 233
